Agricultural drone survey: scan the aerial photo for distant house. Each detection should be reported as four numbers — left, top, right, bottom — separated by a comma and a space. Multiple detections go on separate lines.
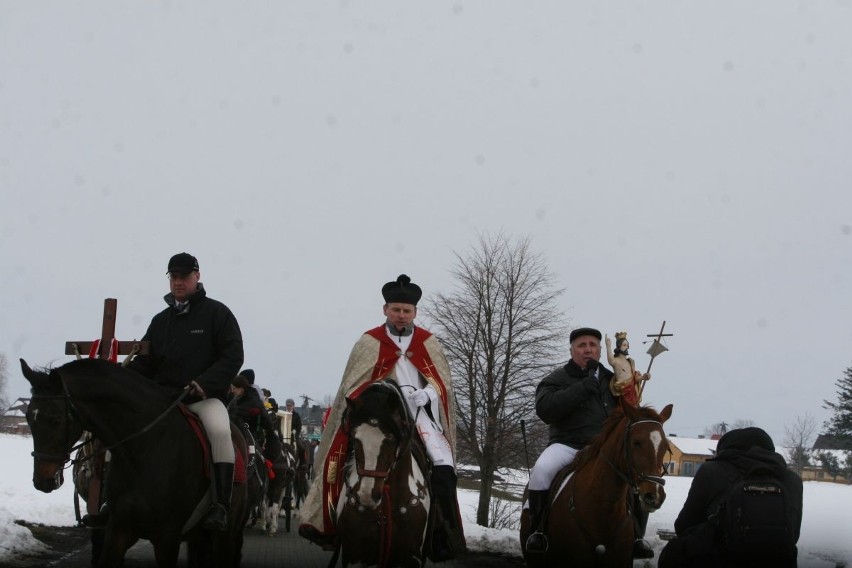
294, 403, 328, 442
666, 436, 718, 476
813, 434, 852, 451
806, 434, 852, 483
1, 398, 31, 435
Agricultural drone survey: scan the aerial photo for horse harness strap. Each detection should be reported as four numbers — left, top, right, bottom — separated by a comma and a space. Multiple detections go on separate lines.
28, 390, 80, 464
623, 419, 667, 488
32, 384, 192, 468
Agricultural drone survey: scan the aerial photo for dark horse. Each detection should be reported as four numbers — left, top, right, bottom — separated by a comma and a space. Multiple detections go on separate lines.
21, 358, 249, 568
520, 402, 674, 568
335, 380, 431, 568
259, 441, 297, 535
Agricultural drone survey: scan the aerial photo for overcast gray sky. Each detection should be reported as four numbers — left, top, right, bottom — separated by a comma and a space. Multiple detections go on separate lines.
2, 2, 851, 445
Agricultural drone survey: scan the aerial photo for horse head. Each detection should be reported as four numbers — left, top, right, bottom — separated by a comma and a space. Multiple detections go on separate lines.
20, 359, 84, 493
343, 381, 412, 509
622, 402, 673, 512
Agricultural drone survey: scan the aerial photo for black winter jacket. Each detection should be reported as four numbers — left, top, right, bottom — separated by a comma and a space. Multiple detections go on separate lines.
668, 427, 803, 568
128, 284, 244, 403
228, 388, 274, 437
535, 359, 616, 449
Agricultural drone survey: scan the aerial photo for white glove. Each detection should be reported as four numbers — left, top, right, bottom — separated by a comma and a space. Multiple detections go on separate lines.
407, 389, 430, 407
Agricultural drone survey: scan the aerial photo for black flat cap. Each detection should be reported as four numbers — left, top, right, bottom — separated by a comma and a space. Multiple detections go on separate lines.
570, 327, 602, 343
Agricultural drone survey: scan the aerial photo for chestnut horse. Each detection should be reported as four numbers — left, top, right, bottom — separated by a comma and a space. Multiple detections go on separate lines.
520, 403, 673, 568
21, 358, 249, 568
334, 380, 431, 568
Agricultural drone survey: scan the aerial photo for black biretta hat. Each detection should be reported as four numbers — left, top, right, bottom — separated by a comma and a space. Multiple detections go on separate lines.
167, 252, 199, 274
381, 274, 422, 306
569, 327, 602, 343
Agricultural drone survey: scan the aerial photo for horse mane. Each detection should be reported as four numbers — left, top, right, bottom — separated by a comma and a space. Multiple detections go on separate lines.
566, 403, 664, 474
57, 358, 175, 413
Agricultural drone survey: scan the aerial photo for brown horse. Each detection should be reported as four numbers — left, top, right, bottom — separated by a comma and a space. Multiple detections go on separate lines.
334, 380, 431, 568
520, 403, 673, 568
21, 358, 249, 568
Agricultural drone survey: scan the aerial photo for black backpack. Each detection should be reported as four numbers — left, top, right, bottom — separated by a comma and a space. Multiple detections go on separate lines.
709, 464, 795, 559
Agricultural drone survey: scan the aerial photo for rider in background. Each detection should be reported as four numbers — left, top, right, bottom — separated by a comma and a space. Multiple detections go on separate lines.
284, 397, 303, 442
238, 368, 265, 403
299, 274, 466, 561
525, 327, 655, 559
127, 252, 243, 532
228, 375, 271, 444
282, 397, 309, 468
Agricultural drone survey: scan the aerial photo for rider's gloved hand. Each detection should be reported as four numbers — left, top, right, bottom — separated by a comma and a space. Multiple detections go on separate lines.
188, 380, 207, 399
407, 388, 431, 407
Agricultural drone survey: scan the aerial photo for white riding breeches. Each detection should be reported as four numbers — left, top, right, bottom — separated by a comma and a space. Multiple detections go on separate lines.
188, 398, 235, 464
528, 443, 578, 491
414, 409, 454, 467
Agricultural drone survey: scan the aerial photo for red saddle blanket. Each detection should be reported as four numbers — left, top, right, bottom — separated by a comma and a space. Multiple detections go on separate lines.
179, 405, 247, 484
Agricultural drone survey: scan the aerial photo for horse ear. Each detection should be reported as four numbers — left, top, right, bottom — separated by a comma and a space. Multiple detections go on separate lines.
20, 359, 34, 379
658, 403, 673, 423
20, 359, 47, 389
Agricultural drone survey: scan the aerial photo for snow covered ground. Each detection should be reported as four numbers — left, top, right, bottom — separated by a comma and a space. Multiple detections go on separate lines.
1, 433, 850, 567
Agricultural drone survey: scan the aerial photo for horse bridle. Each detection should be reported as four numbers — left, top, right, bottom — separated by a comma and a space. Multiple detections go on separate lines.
348, 418, 411, 492
605, 418, 668, 491
28, 390, 81, 464
345, 383, 415, 503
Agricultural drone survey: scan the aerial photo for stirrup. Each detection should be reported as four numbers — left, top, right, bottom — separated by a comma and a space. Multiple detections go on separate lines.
526, 531, 549, 553
202, 503, 228, 531
632, 538, 654, 559
81, 503, 109, 528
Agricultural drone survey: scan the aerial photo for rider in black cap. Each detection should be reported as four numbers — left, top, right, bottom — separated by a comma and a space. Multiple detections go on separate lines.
127, 252, 244, 532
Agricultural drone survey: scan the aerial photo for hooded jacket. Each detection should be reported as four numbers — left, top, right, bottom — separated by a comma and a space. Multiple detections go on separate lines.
665, 427, 803, 568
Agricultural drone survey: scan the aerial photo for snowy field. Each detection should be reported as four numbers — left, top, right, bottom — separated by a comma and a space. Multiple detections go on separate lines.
1, 433, 850, 567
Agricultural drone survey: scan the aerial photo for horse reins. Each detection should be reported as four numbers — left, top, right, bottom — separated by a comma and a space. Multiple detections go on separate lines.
30, 383, 191, 468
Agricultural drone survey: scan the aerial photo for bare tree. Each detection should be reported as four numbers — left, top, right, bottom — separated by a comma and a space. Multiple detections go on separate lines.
422, 233, 567, 527
0, 353, 9, 412
703, 418, 755, 438
784, 413, 818, 475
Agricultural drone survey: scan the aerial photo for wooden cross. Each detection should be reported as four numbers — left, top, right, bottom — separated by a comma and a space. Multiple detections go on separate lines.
65, 298, 149, 362
638, 320, 674, 399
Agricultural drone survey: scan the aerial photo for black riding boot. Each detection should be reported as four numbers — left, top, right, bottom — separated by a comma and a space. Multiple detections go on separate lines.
203, 462, 234, 532
525, 489, 550, 553
430, 465, 466, 562
632, 494, 654, 559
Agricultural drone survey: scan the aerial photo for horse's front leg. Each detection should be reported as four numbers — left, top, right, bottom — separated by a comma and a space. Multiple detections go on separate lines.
151, 539, 182, 568
97, 525, 139, 568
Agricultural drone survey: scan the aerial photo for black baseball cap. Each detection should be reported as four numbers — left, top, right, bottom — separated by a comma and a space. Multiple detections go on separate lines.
167, 252, 199, 275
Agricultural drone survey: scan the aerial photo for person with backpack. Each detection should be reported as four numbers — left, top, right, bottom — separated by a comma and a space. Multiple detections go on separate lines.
658, 427, 803, 568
